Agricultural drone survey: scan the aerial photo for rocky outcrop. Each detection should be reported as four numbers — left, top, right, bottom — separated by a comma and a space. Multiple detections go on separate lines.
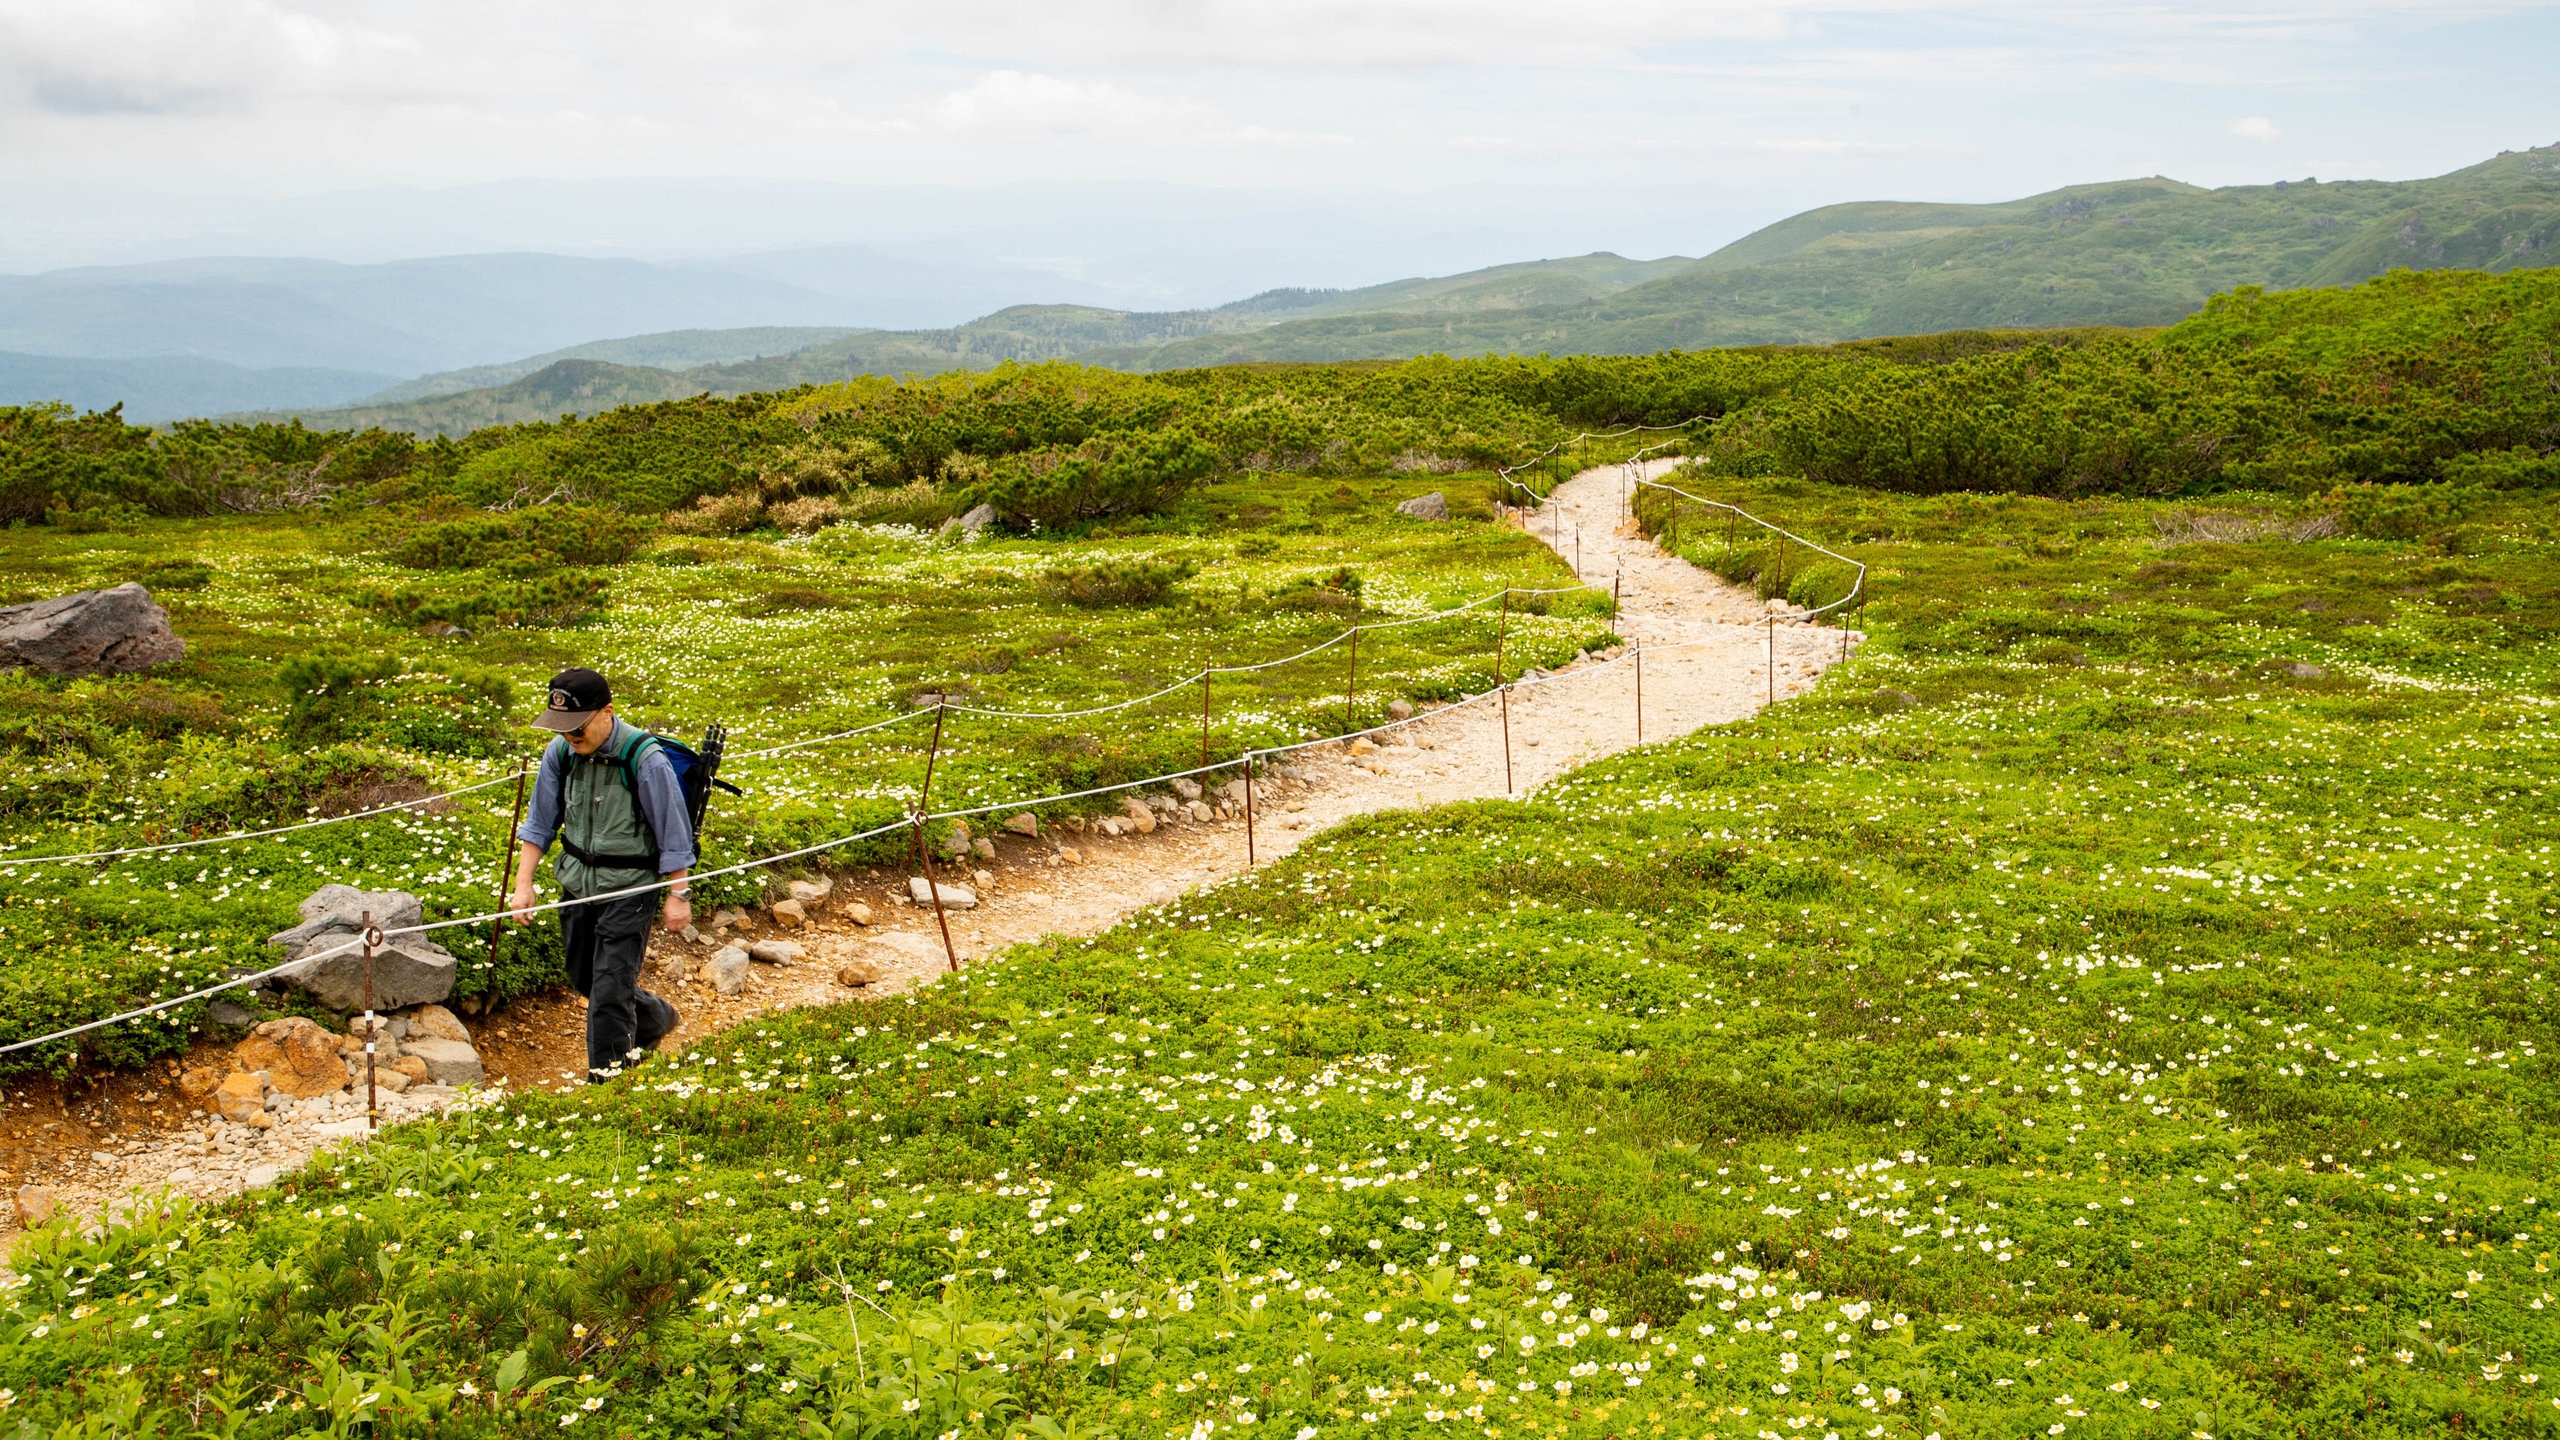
266, 885, 457, 1011
0, 583, 186, 676
1395, 492, 1450, 521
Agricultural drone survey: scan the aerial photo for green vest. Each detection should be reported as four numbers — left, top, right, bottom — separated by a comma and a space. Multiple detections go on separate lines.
557, 718, 661, 898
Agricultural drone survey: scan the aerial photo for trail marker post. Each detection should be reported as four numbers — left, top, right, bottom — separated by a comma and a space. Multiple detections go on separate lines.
911, 701, 960, 974
359, 913, 381, 1130
1345, 630, 1358, 737
484, 756, 531, 991
1496, 591, 1513, 794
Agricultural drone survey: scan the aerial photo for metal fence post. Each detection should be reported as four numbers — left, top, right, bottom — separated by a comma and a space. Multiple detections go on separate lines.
1345, 629, 1358, 737
1200, 669, 1211, 775
359, 913, 380, 1129
911, 701, 960, 973
1497, 591, 1513, 794
484, 756, 530, 990
1243, 753, 1256, 869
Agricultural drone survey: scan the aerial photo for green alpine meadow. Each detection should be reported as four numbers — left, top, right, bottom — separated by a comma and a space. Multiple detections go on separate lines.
3, 264, 2559, 1438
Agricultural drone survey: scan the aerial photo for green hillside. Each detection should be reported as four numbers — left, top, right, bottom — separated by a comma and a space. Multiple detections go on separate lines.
353, 326, 861, 405
268, 359, 713, 438
1094, 148, 2560, 368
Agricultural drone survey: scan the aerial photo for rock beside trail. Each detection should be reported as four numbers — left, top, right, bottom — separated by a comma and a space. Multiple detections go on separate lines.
400, 1037, 484, 1086
709, 945, 751, 995
14, 1185, 57, 1228
0, 583, 187, 677
787, 877, 833, 904
266, 885, 457, 1011
1394, 491, 1450, 522
1118, 799, 1156, 834
236, 1018, 349, 1099
1169, 777, 1202, 802
836, 960, 884, 988
748, 938, 803, 964
1004, 812, 1039, 837
907, 876, 978, 908
1388, 699, 1414, 721
408, 1003, 470, 1043
845, 901, 873, 926
770, 898, 808, 927
210, 1072, 265, 1123
1186, 800, 1214, 823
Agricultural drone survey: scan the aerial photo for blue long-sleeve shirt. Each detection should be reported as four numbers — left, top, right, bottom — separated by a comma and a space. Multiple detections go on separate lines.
514, 730, 697, 875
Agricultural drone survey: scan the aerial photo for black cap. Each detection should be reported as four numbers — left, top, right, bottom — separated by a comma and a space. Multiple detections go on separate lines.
534, 668, 611, 732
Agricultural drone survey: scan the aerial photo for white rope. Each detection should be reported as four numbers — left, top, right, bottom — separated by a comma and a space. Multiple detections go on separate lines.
729, 710, 927, 760
1633, 474, 1870, 620
0, 772, 525, 870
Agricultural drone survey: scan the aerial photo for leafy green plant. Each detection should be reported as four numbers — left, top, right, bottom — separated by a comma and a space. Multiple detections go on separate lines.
388, 503, 648, 572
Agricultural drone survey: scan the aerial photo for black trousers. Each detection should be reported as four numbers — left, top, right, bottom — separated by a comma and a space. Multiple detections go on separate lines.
560, 889, 678, 1081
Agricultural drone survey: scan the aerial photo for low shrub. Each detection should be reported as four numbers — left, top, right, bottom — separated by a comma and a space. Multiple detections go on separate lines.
389, 504, 648, 572
663, 492, 767, 536
279, 652, 518, 754
356, 573, 609, 631
1038, 558, 1197, 607
974, 427, 1218, 529
2323, 481, 2484, 540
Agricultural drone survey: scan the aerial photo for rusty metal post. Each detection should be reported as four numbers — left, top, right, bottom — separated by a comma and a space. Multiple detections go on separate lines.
484, 755, 530, 981
1200, 669, 1211, 775
1496, 591, 1513, 795
1344, 629, 1358, 737
1574, 529, 1580, 579
1775, 531, 1786, 598
1635, 642, 1644, 746
1243, 753, 1256, 869
911, 702, 960, 973
1767, 617, 1776, 708
359, 913, 382, 1130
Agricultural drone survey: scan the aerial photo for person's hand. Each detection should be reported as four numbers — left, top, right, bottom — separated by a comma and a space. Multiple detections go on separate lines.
662, 891, 692, 933
509, 884, 538, 926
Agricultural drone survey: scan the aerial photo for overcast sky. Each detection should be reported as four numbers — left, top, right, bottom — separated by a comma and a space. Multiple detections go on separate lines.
1, 0, 2555, 271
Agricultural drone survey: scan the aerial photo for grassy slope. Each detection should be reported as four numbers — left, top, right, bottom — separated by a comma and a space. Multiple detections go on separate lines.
6, 480, 2555, 1437
0, 471, 1616, 1073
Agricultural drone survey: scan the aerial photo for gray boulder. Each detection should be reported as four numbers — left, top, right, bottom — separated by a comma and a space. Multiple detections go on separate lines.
708, 945, 752, 995
267, 885, 455, 1011
0, 583, 186, 677
1395, 492, 1451, 522
907, 877, 978, 909
400, 1037, 484, 1086
938, 503, 999, 537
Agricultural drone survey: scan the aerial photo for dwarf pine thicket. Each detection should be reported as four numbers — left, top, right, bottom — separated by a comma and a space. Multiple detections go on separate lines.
1, 268, 2558, 1436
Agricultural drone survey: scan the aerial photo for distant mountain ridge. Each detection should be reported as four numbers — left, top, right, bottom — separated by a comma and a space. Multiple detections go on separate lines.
33, 145, 2560, 432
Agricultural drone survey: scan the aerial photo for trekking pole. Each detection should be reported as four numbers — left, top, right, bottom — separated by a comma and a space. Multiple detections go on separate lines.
911, 701, 960, 974
359, 913, 381, 1131
1497, 591, 1513, 795
483, 755, 531, 995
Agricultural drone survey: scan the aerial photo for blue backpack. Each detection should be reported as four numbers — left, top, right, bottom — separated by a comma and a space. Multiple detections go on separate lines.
582, 723, 742, 866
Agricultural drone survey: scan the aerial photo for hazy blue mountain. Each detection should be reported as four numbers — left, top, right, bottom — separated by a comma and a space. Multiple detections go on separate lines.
0, 351, 395, 423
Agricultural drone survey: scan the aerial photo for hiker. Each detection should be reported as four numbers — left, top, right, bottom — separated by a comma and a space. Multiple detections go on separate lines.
508, 668, 689, 1082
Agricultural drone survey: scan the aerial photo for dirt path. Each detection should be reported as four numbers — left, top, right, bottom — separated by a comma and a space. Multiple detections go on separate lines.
2, 460, 1859, 1245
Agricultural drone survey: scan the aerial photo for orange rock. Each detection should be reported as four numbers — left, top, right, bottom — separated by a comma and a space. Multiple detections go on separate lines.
176, 1066, 222, 1107
233, 1017, 347, 1099
391, 1055, 430, 1083
210, 1072, 265, 1122
771, 898, 808, 928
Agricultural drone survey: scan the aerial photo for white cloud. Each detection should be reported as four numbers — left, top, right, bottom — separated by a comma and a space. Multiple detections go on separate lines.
931, 70, 1201, 133
2229, 115, 2282, 141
